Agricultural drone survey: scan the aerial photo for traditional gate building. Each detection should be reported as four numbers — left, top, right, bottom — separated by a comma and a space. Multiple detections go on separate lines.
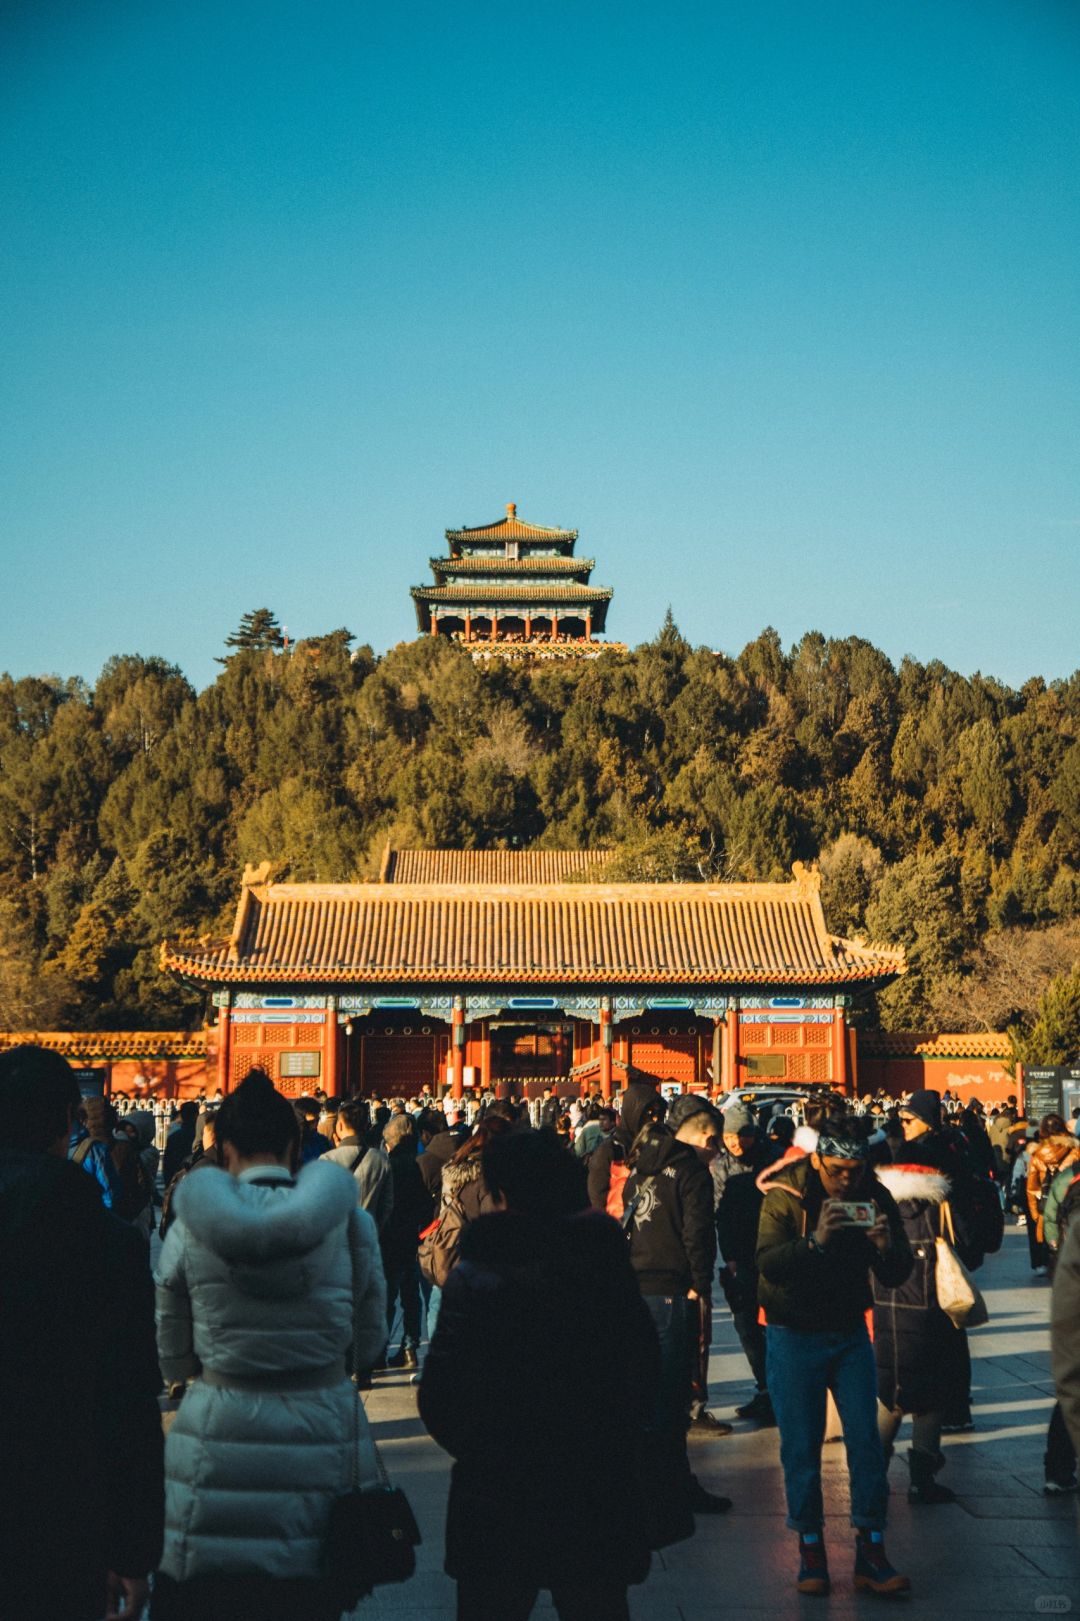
161, 858, 904, 1100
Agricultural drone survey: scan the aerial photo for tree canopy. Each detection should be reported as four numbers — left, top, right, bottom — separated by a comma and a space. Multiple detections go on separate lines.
1, 618, 1078, 1044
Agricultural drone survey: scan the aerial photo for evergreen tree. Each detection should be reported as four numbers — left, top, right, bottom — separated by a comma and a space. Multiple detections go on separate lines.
219, 607, 286, 658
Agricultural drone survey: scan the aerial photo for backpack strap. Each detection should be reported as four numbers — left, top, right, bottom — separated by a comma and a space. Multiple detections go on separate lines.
939, 1200, 957, 1246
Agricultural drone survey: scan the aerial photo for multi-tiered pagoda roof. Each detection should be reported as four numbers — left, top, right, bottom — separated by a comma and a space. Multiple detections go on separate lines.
410, 503, 616, 657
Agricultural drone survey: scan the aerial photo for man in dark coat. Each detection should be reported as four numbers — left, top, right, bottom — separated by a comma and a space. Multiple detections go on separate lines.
162, 1099, 199, 1185
713, 1099, 781, 1424
587, 1079, 664, 1212
0, 1044, 164, 1621
624, 1104, 729, 1514
420, 1130, 660, 1621
417, 1108, 467, 1199
379, 1113, 434, 1369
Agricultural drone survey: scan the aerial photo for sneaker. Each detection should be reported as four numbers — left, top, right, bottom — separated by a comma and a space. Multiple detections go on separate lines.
796, 1536, 830, 1597
1015, 1214, 1027, 1227
1044, 1476, 1078, 1495
735, 1392, 776, 1426
689, 1411, 734, 1437
854, 1534, 911, 1596
1033, 1265, 1049, 1277
687, 1481, 733, 1514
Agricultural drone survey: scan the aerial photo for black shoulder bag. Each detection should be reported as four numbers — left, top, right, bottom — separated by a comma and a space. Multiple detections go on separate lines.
324, 1211, 421, 1604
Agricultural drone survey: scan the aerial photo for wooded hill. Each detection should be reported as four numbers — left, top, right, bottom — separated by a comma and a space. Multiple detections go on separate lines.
3, 611, 1079, 1061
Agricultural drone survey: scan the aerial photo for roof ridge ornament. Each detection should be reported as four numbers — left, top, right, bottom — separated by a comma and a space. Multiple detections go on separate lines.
791, 860, 820, 898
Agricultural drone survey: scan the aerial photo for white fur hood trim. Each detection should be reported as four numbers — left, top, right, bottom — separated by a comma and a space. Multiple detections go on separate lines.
441, 1157, 482, 1198
173, 1159, 357, 1263
875, 1165, 950, 1204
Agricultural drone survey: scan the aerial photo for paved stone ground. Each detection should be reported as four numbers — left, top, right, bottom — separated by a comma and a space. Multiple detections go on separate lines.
349, 1228, 1080, 1620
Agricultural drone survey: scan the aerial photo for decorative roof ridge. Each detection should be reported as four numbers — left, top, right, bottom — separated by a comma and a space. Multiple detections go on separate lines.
446, 503, 578, 541
858, 1028, 1012, 1057
411, 584, 613, 599
430, 556, 596, 569
197, 873, 838, 904
835, 931, 907, 965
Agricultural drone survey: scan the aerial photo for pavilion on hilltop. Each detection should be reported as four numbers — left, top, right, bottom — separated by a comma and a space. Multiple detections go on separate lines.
161, 859, 906, 1101
410, 503, 623, 659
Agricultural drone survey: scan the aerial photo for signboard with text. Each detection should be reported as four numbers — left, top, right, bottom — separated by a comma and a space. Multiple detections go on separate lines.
1023, 1066, 1080, 1122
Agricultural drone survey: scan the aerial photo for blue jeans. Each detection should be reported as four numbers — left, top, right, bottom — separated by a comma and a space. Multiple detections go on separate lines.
765, 1324, 888, 1533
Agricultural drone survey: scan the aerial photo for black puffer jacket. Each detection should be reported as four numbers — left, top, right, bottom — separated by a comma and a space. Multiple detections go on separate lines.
715, 1142, 780, 1312
587, 1081, 661, 1211
624, 1127, 716, 1298
381, 1141, 434, 1268
0, 1152, 164, 1620
871, 1163, 972, 1414
419, 1207, 659, 1587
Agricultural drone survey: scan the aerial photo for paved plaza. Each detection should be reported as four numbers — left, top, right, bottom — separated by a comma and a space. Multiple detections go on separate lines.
352, 1228, 1080, 1620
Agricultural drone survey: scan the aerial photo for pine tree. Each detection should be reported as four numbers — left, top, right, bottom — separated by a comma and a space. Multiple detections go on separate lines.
219, 608, 285, 659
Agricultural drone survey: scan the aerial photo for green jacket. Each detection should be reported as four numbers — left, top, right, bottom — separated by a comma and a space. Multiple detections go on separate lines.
1045, 1163, 1080, 1251
756, 1156, 913, 1333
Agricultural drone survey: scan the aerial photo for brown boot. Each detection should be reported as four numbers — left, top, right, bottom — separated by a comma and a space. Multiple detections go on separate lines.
853, 1532, 911, 1595
796, 1534, 830, 1595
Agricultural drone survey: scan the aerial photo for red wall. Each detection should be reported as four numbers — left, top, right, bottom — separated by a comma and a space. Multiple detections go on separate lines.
857, 1053, 1019, 1109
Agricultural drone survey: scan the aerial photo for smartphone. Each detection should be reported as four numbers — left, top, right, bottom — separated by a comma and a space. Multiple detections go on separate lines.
75, 1068, 106, 1100
836, 1199, 876, 1228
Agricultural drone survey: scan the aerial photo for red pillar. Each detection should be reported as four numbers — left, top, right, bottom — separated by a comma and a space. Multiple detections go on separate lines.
324, 1001, 339, 1098
490, 614, 497, 643
833, 1006, 849, 1095
451, 1000, 465, 1098
723, 1004, 740, 1093
464, 611, 472, 643
584, 611, 592, 642
479, 1020, 491, 1091
216, 1001, 232, 1094
551, 612, 558, 642
524, 612, 532, 640
430, 611, 437, 637
599, 1003, 613, 1098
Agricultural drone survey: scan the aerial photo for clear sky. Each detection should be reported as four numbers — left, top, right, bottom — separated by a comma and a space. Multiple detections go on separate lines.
2, 0, 1078, 693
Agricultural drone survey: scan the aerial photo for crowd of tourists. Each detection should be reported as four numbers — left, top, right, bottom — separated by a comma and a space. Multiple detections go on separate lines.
4, 1042, 1080, 1620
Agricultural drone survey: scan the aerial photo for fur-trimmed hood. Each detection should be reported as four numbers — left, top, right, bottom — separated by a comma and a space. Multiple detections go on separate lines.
441, 1156, 484, 1200
875, 1164, 950, 1205
171, 1159, 356, 1298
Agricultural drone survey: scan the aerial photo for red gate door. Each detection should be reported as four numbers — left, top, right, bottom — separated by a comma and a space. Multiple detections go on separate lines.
627, 1033, 699, 1089
362, 1035, 437, 1097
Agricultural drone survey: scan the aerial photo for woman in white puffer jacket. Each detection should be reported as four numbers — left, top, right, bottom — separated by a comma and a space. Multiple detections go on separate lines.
152, 1069, 386, 1621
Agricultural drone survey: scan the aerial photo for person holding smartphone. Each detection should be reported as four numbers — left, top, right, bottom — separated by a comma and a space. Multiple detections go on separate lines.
756, 1128, 913, 1598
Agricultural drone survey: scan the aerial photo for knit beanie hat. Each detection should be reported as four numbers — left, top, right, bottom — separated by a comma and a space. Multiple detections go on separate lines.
903, 1090, 942, 1129
668, 1093, 723, 1132
721, 1100, 757, 1134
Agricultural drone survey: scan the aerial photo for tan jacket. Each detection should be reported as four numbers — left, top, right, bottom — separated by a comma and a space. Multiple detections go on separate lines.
1027, 1135, 1080, 1239
1051, 1217, 1080, 1458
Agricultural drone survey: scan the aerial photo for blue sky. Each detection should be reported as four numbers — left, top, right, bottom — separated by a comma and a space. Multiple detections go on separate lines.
2, 0, 1078, 692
